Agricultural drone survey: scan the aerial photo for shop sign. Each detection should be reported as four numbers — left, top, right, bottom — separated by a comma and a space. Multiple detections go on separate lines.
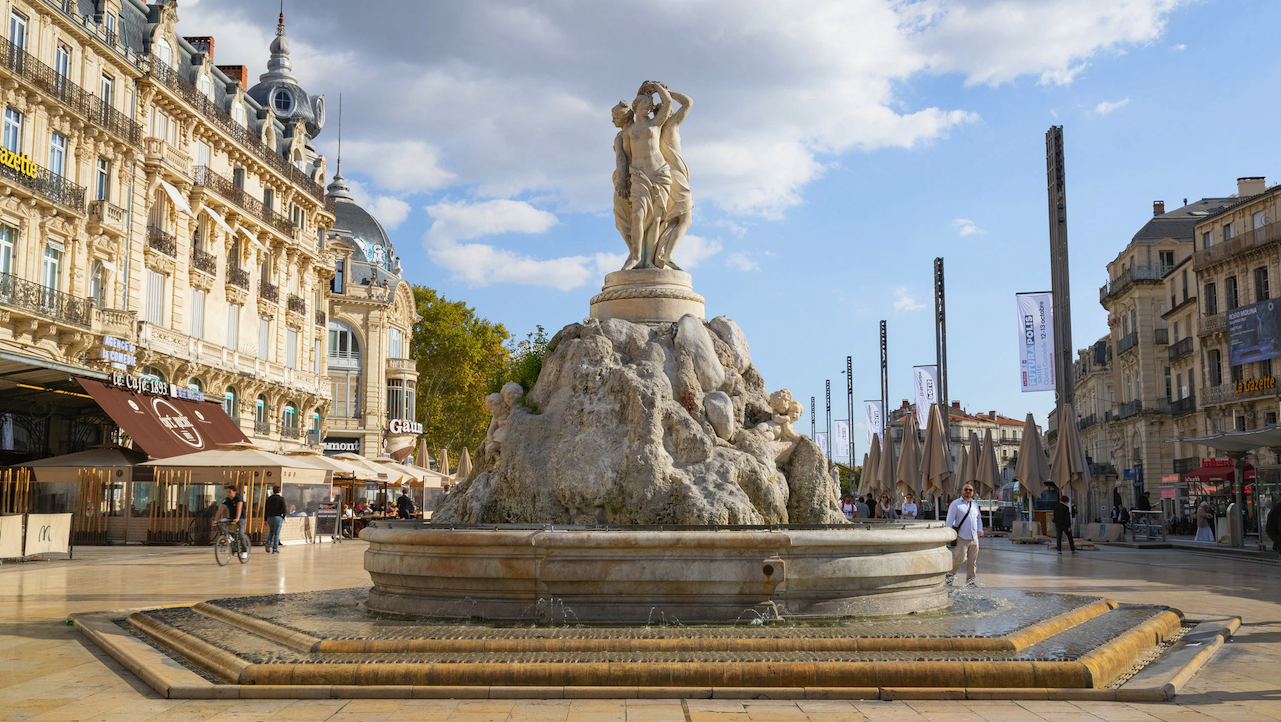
108, 372, 204, 402
388, 418, 423, 434
1160, 488, 1177, 499
0, 148, 38, 179
1123, 468, 1137, 480
1203, 458, 1233, 468
100, 336, 137, 369
1234, 376, 1275, 394
323, 437, 361, 454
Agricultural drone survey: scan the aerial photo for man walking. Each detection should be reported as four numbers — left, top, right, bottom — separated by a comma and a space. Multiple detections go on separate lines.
396, 488, 415, 520
1054, 494, 1077, 555
946, 483, 983, 585
264, 487, 286, 554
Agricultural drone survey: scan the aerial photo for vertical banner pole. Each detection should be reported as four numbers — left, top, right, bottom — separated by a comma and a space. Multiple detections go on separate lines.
811, 396, 816, 441
934, 258, 949, 519
825, 380, 832, 464
846, 355, 855, 471
879, 321, 888, 433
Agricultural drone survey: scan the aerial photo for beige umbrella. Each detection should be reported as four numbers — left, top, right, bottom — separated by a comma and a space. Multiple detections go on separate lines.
859, 433, 881, 497
875, 431, 898, 503
956, 444, 970, 496
439, 448, 451, 476
457, 447, 473, 480
1012, 413, 1048, 497
965, 432, 984, 492
1050, 403, 1091, 516
895, 422, 922, 501
919, 404, 954, 502
977, 428, 1001, 498
334, 452, 408, 483
280, 449, 363, 479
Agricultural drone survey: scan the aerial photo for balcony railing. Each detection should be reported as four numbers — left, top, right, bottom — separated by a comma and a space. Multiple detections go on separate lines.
147, 225, 177, 257
1117, 400, 1142, 420
1194, 220, 1281, 271
145, 137, 191, 178
387, 357, 417, 374
1171, 395, 1196, 418
193, 165, 296, 239
1154, 327, 1168, 345
1199, 312, 1226, 337
1117, 331, 1139, 356
286, 294, 306, 315
1077, 414, 1097, 431
1168, 336, 1194, 362
1100, 264, 1170, 302
1199, 382, 1274, 405
1089, 463, 1117, 477
259, 281, 280, 304
280, 425, 301, 440
0, 37, 140, 146
254, 420, 271, 435
88, 199, 126, 234
0, 271, 91, 327
227, 266, 250, 289
0, 143, 85, 212
143, 55, 333, 214
191, 247, 217, 275
315, 309, 326, 327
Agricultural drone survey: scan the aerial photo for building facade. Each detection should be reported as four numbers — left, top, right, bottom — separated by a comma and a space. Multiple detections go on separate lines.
884, 400, 1037, 486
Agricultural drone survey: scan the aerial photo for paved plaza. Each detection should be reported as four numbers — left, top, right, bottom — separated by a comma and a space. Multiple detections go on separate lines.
1, 539, 1278, 722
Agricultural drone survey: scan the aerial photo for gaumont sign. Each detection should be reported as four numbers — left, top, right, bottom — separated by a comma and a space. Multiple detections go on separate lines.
388, 419, 423, 434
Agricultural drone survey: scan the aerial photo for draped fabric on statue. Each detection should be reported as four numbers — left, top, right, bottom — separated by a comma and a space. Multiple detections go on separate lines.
895, 422, 923, 501
1012, 413, 1049, 498
919, 404, 954, 500
860, 433, 881, 497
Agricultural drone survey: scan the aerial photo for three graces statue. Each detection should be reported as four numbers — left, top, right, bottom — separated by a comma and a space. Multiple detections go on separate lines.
613, 81, 692, 271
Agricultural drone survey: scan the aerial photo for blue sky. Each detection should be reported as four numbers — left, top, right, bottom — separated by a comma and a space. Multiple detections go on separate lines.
186, 0, 1280, 460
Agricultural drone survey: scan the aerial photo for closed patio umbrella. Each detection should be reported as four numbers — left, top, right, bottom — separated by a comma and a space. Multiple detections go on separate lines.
1050, 403, 1091, 527
860, 433, 881, 497
962, 432, 983, 494
919, 404, 954, 503
457, 447, 473, 481
876, 431, 898, 505
1012, 413, 1049, 498
977, 428, 1001, 499
895, 421, 922, 501
956, 445, 970, 497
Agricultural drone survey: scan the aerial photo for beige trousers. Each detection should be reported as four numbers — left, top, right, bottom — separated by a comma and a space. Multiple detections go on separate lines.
951, 537, 979, 580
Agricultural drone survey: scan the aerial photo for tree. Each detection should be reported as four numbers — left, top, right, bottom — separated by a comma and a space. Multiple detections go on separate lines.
411, 286, 510, 459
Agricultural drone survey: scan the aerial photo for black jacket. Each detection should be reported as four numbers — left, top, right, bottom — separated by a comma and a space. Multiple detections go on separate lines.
1053, 502, 1072, 531
265, 494, 287, 518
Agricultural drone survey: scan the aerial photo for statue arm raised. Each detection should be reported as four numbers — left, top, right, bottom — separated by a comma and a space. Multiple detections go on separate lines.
668, 91, 692, 126
652, 83, 675, 125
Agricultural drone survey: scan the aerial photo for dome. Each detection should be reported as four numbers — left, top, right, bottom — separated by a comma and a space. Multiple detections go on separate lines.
246, 11, 325, 138
328, 174, 401, 275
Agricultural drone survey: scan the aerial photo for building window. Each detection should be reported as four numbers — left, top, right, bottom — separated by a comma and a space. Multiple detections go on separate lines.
42, 243, 62, 291
330, 372, 360, 419
103, 14, 115, 42
0, 225, 14, 275
1231, 364, 1244, 384
233, 167, 245, 190
313, 338, 321, 374
1164, 366, 1171, 401
226, 303, 240, 350
191, 288, 206, 339
272, 88, 293, 113
155, 37, 172, 68
258, 316, 271, 361
188, 378, 203, 394
1159, 250, 1174, 270
90, 260, 105, 305
196, 140, 210, 168
1172, 321, 1179, 344
331, 258, 344, 293
311, 410, 321, 433
1208, 349, 1222, 386
197, 73, 212, 98
1224, 223, 1234, 241
95, 159, 110, 200
286, 328, 298, 369
140, 366, 165, 383
389, 328, 403, 359
219, 388, 237, 422
1256, 267, 1270, 302
1182, 269, 1189, 303
1225, 276, 1239, 310
54, 41, 69, 79
1205, 283, 1218, 315
1268, 412, 1278, 426
1255, 211, 1267, 230
328, 321, 361, 362
3, 108, 22, 153
145, 269, 166, 325
1202, 231, 1212, 249
387, 379, 404, 420
10, 11, 27, 49
263, 186, 273, 211
48, 133, 66, 177
283, 402, 298, 430
1236, 416, 1246, 432
232, 102, 246, 127
255, 395, 268, 424
1262, 360, 1273, 379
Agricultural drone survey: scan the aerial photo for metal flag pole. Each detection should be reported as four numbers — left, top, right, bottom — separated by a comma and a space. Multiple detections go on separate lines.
846, 355, 855, 471
1046, 125, 1079, 530
934, 258, 948, 519
825, 380, 832, 465
879, 321, 888, 442
811, 396, 816, 441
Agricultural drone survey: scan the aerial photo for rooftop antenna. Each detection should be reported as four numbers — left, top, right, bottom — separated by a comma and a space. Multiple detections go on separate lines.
279, 0, 285, 26
336, 93, 342, 175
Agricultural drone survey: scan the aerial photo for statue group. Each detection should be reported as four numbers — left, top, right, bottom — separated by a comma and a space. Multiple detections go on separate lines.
613, 81, 692, 271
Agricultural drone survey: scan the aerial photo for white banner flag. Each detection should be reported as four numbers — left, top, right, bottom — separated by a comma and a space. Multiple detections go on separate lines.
814, 432, 829, 459
833, 420, 850, 459
1016, 292, 1056, 393
863, 401, 883, 446
912, 365, 939, 430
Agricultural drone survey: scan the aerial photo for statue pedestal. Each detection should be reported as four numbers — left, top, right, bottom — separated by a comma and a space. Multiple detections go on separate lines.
589, 268, 705, 324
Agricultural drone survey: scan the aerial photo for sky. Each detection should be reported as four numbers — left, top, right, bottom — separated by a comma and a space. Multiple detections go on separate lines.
181, 0, 1281, 461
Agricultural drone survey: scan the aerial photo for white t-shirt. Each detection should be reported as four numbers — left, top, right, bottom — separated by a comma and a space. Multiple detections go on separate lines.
841, 502, 855, 520
901, 502, 918, 519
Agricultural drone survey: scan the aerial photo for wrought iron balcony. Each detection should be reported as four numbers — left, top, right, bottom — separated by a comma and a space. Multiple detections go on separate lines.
0, 37, 140, 146
1154, 328, 1168, 345
1117, 400, 1143, 419
1199, 313, 1226, 337
315, 309, 326, 327
0, 142, 85, 212
259, 281, 280, 303
143, 55, 333, 214
192, 165, 296, 239
191, 247, 217, 276
254, 420, 271, 435
1194, 220, 1281, 271
1168, 336, 1194, 362
1077, 414, 1097, 431
280, 425, 301, 440
286, 293, 306, 315
1117, 331, 1139, 356
227, 266, 250, 289
1100, 264, 1169, 303
1089, 462, 1117, 477
0, 271, 91, 327
1171, 395, 1196, 418
147, 225, 177, 257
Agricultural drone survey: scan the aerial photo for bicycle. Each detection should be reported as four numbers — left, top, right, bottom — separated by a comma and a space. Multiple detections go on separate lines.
213, 519, 250, 566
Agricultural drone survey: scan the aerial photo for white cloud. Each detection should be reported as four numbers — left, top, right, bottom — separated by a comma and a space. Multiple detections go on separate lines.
671, 234, 723, 270
726, 252, 760, 272
340, 140, 455, 193
893, 286, 926, 312
428, 241, 624, 291
1092, 98, 1132, 115
952, 218, 985, 236
425, 199, 559, 244
341, 178, 412, 230
1170, 43, 1186, 51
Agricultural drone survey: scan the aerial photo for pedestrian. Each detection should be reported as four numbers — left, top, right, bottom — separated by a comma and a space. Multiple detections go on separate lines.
901, 493, 918, 520
876, 492, 896, 519
1265, 498, 1281, 553
396, 488, 415, 519
1054, 494, 1076, 555
1117, 504, 1131, 530
212, 485, 249, 560
1136, 491, 1152, 512
264, 487, 286, 554
856, 495, 871, 521
840, 494, 856, 520
946, 483, 983, 585
1195, 500, 1215, 542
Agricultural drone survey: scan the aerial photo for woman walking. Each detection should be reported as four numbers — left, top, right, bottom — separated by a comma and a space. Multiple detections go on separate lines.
1195, 501, 1215, 542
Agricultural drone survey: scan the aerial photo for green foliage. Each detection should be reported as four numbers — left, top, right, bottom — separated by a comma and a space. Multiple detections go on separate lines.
489, 326, 550, 406
411, 286, 511, 460
837, 465, 860, 495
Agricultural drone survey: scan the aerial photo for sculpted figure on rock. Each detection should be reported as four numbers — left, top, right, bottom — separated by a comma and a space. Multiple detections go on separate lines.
613, 81, 692, 270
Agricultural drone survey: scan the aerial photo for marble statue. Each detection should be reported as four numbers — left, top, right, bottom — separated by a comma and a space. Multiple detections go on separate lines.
613, 81, 692, 270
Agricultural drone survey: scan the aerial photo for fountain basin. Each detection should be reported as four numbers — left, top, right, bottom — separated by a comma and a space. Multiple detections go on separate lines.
362, 522, 955, 622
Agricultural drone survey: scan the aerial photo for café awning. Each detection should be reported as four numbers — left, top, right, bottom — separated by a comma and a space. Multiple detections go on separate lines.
1169, 426, 1281, 453
78, 379, 248, 458
1182, 464, 1255, 484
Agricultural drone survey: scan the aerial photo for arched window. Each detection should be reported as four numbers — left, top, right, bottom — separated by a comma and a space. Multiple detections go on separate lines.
188, 378, 203, 393
327, 320, 361, 418
223, 387, 239, 420
282, 402, 297, 429
327, 320, 361, 363
140, 366, 165, 383
311, 410, 321, 432
255, 395, 268, 433
154, 37, 172, 68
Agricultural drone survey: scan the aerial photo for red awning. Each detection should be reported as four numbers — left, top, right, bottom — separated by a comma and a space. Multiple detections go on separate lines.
78, 378, 249, 458
1182, 464, 1255, 484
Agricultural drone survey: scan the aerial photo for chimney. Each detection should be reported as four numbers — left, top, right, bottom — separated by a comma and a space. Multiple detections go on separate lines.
1153, 200, 1164, 216
184, 36, 214, 61
1238, 176, 1266, 197
952, 401, 960, 409
217, 64, 248, 88
989, 410, 996, 419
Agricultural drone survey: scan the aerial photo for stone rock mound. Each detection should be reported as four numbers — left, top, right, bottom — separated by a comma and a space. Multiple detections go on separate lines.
434, 315, 846, 526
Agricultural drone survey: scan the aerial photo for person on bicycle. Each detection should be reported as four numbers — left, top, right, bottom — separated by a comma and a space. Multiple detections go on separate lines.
214, 485, 249, 560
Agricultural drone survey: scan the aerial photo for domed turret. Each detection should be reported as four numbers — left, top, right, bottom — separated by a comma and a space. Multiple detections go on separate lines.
247, 9, 325, 138
328, 174, 401, 276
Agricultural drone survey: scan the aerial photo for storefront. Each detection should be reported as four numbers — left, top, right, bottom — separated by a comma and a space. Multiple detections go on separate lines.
1182, 460, 1256, 535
